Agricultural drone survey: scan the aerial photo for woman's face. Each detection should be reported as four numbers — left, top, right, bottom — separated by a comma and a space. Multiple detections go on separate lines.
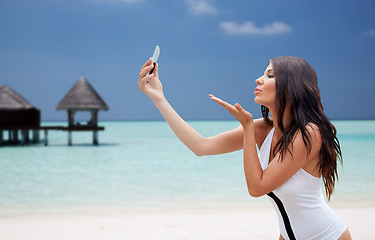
254, 62, 276, 107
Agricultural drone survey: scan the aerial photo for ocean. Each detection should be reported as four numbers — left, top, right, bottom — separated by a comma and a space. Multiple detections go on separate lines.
0, 120, 374, 216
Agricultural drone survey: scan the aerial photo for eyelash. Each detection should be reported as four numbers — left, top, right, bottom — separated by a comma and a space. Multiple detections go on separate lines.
268, 74, 274, 78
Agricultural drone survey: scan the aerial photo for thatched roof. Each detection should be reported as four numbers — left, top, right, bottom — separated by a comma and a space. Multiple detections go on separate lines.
0, 85, 38, 110
56, 76, 109, 110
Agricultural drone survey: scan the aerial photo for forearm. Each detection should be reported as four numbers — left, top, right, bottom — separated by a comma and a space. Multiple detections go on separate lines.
243, 124, 264, 196
153, 97, 206, 156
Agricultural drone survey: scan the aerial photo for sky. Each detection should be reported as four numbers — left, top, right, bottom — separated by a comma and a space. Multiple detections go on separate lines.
0, 0, 374, 121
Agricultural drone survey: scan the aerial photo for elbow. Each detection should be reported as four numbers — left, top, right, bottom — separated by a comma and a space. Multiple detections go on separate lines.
184, 147, 203, 157
247, 184, 266, 198
194, 151, 205, 157
248, 188, 262, 198
191, 146, 205, 157
192, 138, 208, 157
193, 147, 208, 157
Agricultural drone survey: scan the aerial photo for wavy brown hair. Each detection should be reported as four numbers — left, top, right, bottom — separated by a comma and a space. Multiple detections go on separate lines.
262, 56, 343, 200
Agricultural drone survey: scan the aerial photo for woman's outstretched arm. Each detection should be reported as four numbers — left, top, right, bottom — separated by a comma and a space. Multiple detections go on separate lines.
153, 98, 245, 156
139, 58, 261, 156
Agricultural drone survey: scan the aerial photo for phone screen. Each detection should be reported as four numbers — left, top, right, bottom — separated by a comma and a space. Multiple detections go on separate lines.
149, 45, 160, 74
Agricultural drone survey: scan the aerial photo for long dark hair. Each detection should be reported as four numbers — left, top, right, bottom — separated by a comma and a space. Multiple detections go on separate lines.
262, 56, 342, 200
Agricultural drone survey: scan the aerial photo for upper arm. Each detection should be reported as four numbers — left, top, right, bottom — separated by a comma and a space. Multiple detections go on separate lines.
199, 118, 271, 156
252, 124, 322, 196
201, 125, 244, 155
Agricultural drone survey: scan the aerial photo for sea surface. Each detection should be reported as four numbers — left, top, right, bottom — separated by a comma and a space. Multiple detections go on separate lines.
0, 120, 374, 216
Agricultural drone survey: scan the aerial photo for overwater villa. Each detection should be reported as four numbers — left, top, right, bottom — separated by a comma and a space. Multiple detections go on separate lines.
56, 75, 109, 145
0, 75, 108, 146
0, 85, 41, 145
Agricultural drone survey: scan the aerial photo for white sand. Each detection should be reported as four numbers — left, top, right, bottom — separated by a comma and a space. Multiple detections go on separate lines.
0, 207, 373, 240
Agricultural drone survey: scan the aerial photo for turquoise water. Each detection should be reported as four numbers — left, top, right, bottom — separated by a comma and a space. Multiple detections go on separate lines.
0, 120, 374, 216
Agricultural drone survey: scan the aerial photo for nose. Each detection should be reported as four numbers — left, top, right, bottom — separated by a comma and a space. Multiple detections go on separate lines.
255, 76, 263, 85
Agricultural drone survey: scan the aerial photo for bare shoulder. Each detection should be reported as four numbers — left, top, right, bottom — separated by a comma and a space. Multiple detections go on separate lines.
306, 122, 320, 132
305, 123, 322, 144
253, 118, 273, 149
306, 122, 322, 150
293, 123, 322, 158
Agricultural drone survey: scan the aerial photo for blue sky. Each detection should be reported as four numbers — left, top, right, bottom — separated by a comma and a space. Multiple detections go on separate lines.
1, 0, 374, 121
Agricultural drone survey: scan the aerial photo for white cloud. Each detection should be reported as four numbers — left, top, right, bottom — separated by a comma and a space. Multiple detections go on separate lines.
187, 0, 218, 15
94, 0, 142, 3
362, 29, 375, 37
219, 21, 292, 36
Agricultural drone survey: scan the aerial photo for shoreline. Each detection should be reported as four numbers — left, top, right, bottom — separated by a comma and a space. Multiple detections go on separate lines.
0, 206, 374, 240
2, 197, 373, 217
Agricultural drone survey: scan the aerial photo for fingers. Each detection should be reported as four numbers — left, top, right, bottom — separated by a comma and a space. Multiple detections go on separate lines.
138, 73, 154, 89
209, 94, 229, 107
235, 103, 243, 110
209, 94, 253, 124
153, 63, 158, 77
209, 94, 235, 111
234, 103, 247, 115
138, 58, 160, 91
139, 63, 155, 79
141, 58, 152, 71
235, 103, 253, 121
209, 94, 243, 111
139, 58, 153, 77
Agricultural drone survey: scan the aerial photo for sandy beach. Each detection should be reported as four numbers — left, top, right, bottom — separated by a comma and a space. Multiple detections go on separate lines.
0, 206, 373, 240
1, 120, 374, 239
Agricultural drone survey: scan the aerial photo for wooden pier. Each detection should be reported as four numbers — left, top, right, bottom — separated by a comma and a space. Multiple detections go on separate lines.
0, 125, 105, 146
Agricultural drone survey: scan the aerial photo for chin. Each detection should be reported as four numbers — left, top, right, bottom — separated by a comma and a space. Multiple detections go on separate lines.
254, 97, 261, 105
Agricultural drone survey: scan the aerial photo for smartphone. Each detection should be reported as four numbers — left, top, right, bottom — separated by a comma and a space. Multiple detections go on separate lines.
148, 45, 160, 75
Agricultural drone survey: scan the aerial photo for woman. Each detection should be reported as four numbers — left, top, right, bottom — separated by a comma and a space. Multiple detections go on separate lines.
138, 56, 352, 239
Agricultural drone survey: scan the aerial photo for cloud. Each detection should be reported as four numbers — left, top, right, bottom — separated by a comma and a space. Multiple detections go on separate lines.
219, 21, 292, 36
362, 29, 375, 37
93, 0, 142, 3
186, 0, 218, 15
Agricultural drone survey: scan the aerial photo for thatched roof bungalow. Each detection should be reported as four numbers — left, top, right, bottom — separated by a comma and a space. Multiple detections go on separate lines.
0, 85, 40, 128
0, 85, 40, 144
56, 75, 108, 126
56, 75, 108, 145
56, 75, 108, 112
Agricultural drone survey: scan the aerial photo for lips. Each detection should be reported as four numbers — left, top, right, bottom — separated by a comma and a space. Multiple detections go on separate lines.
254, 87, 261, 95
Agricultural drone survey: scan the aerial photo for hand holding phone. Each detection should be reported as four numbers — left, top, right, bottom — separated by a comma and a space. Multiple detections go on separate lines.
139, 45, 164, 102
148, 45, 160, 75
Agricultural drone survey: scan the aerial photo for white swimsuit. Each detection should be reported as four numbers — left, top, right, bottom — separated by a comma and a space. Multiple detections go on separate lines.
259, 128, 347, 240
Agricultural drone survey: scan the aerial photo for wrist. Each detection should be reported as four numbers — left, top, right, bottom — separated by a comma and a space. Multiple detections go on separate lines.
153, 96, 167, 107
242, 121, 254, 131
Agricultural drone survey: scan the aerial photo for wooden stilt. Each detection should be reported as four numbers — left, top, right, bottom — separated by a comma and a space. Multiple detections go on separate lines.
32, 130, 39, 143
15, 130, 19, 143
9, 130, 13, 143
21, 130, 26, 146
93, 131, 98, 145
68, 131, 72, 146
12, 130, 19, 144
25, 130, 30, 144
44, 129, 48, 146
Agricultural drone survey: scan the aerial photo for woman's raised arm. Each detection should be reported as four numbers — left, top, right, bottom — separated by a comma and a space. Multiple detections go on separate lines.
138, 59, 269, 156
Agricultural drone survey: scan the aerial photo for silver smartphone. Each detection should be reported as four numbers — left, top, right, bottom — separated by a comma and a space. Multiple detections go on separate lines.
148, 45, 160, 75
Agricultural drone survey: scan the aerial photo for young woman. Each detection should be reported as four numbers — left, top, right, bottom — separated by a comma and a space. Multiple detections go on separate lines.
138, 56, 352, 240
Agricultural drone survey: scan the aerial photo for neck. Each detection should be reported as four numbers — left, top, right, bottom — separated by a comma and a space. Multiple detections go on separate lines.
268, 103, 293, 137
